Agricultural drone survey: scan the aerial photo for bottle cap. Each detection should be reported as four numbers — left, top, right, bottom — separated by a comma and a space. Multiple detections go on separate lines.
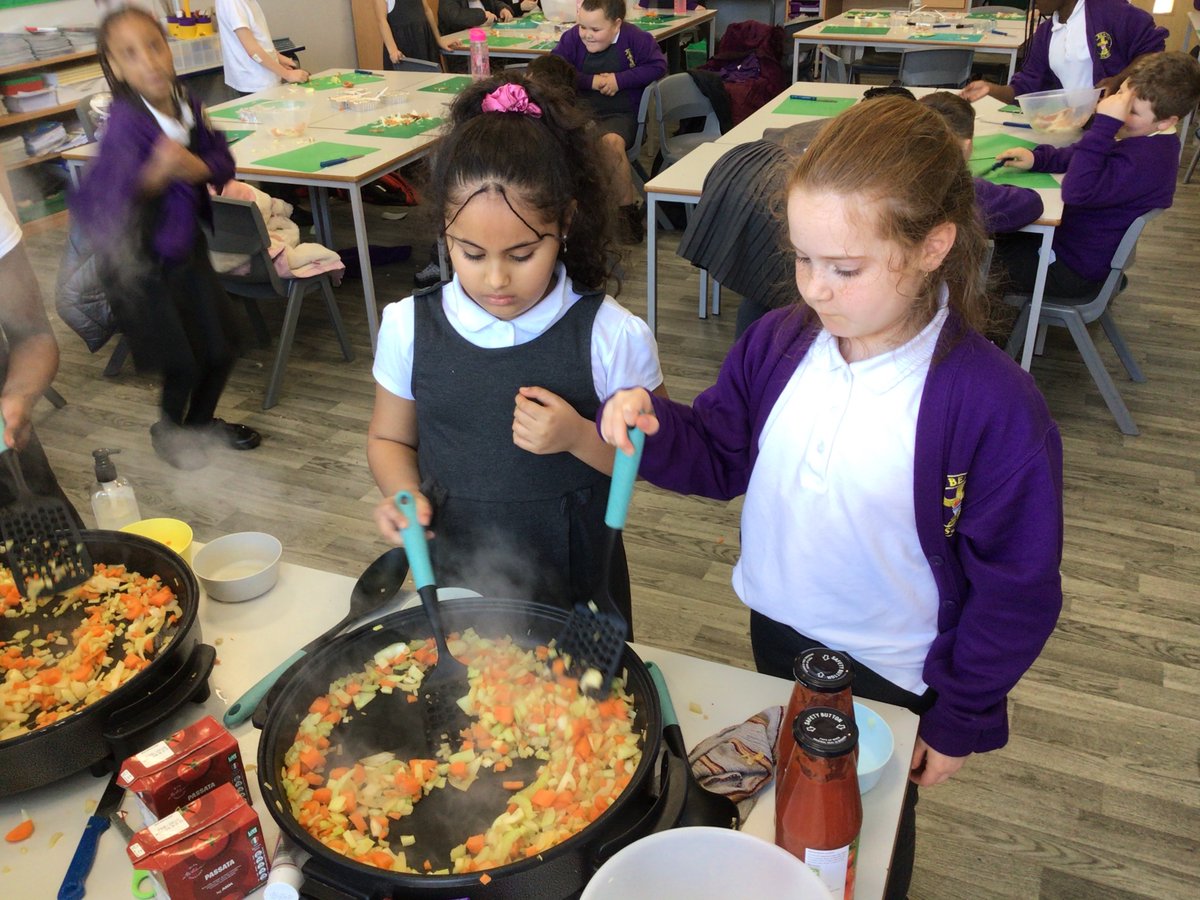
793, 707, 858, 758
92, 448, 120, 483
469, 27, 487, 41
793, 648, 854, 693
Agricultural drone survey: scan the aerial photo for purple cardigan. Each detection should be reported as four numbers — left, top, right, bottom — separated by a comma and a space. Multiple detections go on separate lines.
974, 177, 1043, 234
71, 92, 235, 265
615, 309, 1064, 757
552, 21, 667, 118
1030, 114, 1178, 282
1009, 0, 1167, 96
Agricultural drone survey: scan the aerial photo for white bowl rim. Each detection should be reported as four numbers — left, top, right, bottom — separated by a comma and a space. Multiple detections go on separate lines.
852, 700, 895, 775
192, 531, 282, 583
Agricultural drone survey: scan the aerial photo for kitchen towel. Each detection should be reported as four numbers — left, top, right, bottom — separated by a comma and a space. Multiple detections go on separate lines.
688, 705, 781, 820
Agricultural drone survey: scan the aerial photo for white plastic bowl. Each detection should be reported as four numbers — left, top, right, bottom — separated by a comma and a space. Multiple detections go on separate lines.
1017, 86, 1102, 145
541, 0, 577, 23
258, 98, 312, 137
192, 532, 282, 603
854, 701, 895, 794
581, 827, 834, 900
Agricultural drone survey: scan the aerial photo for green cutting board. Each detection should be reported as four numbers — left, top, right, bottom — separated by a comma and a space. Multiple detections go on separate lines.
210, 99, 270, 120
636, 15, 684, 31
975, 167, 1061, 189
420, 75, 473, 94
529, 40, 559, 50
968, 133, 1059, 188
843, 9, 891, 16
487, 34, 532, 47
773, 96, 857, 117
347, 116, 444, 139
252, 141, 381, 173
908, 32, 983, 42
999, 104, 1023, 114
306, 71, 386, 91
822, 25, 890, 35
966, 10, 1025, 18
220, 129, 254, 145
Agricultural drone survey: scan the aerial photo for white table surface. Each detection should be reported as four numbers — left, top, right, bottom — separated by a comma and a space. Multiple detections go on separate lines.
0, 553, 917, 900
643, 81, 1064, 370
793, 9, 1028, 81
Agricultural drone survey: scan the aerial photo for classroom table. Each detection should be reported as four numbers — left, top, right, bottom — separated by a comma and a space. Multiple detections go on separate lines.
1183, 9, 1200, 53
61, 68, 462, 354
440, 8, 717, 66
792, 8, 1029, 82
643, 82, 1065, 373
0, 551, 918, 900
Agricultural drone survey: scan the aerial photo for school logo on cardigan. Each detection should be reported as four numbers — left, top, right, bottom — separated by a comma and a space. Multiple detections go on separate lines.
625, 48, 636, 68
943, 472, 966, 537
1094, 32, 1113, 60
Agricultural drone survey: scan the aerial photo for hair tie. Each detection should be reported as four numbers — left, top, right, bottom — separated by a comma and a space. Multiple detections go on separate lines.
481, 83, 542, 118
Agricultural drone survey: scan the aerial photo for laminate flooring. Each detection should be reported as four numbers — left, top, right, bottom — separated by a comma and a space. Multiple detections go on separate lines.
20, 149, 1200, 899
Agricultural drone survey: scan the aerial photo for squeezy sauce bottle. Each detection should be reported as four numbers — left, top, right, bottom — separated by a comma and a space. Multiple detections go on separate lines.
777, 648, 855, 791
776, 707, 862, 900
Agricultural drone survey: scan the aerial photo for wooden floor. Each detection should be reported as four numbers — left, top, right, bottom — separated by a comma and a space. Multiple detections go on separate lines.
22, 148, 1200, 899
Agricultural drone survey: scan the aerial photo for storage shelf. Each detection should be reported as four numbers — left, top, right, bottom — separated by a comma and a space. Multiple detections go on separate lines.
0, 100, 78, 127
0, 49, 97, 79
6, 148, 67, 170
18, 207, 68, 234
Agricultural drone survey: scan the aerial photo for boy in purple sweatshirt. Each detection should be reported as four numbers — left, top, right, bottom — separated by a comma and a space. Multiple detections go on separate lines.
553, 0, 667, 243
919, 92, 1044, 235
993, 51, 1200, 299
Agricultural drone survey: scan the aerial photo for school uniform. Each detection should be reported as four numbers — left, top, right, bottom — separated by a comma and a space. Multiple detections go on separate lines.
381, 0, 438, 66
373, 265, 662, 619
973, 177, 1044, 234
216, 0, 279, 93
1009, 0, 1167, 96
439, 0, 513, 33
996, 114, 1179, 296
622, 305, 1063, 758
553, 22, 667, 147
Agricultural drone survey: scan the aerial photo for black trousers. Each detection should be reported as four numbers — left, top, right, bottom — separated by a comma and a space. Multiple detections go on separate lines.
992, 232, 1105, 301
751, 610, 934, 900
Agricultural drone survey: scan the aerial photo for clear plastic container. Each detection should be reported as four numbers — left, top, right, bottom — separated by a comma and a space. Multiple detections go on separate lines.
258, 98, 313, 137
469, 28, 490, 81
541, 0, 578, 23
1017, 86, 1103, 145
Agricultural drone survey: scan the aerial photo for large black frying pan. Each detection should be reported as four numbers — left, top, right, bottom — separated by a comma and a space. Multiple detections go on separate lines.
257, 597, 685, 900
0, 530, 212, 795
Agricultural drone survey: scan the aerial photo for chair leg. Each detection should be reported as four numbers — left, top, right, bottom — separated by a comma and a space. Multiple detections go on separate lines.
42, 387, 67, 409
104, 336, 130, 377
320, 277, 354, 362
1004, 304, 1031, 360
698, 270, 708, 319
712, 280, 721, 316
263, 285, 306, 410
1062, 312, 1138, 436
1034, 322, 1048, 356
241, 297, 271, 349
1097, 310, 1145, 383
1185, 140, 1200, 184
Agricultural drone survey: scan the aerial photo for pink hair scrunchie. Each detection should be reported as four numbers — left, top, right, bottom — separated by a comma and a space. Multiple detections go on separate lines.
481, 83, 542, 118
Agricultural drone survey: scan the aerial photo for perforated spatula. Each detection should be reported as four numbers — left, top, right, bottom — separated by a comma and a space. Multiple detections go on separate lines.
0, 412, 91, 599
554, 427, 644, 697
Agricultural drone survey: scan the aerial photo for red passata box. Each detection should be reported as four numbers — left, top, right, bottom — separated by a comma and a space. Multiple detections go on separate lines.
119, 715, 251, 821
127, 783, 271, 899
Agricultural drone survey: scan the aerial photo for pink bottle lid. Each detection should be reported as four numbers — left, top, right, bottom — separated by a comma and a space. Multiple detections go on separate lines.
469, 28, 487, 41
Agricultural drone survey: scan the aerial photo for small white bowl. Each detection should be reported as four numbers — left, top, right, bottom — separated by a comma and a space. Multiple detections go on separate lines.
854, 701, 895, 794
581, 827, 833, 900
192, 532, 281, 603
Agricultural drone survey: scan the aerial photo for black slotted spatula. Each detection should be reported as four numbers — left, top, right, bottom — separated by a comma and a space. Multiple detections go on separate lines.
554, 426, 644, 697
0, 412, 91, 599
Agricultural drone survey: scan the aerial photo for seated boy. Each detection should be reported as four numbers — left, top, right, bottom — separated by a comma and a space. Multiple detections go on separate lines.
919, 91, 1044, 235
553, 0, 668, 243
992, 51, 1200, 299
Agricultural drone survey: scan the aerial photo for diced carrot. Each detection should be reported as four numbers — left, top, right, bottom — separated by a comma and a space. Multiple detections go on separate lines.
501, 781, 525, 791
531, 789, 557, 809
369, 850, 393, 870
448, 761, 468, 779
5, 817, 33, 843
465, 833, 486, 855
493, 706, 514, 726
311, 788, 332, 803
345, 683, 361, 696
479, 872, 493, 885
574, 737, 593, 760
349, 811, 368, 833
309, 696, 331, 715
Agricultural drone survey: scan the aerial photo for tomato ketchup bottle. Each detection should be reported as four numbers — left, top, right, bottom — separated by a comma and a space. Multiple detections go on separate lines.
777, 649, 854, 795
776, 707, 862, 900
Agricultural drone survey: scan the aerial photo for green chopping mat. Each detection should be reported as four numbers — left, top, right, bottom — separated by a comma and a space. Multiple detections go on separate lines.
420, 75, 473, 94
529, 40, 559, 50
487, 34, 531, 47
971, 133, 1037, 160
967, 10, 1025, 18
843, 9, 891, 16
220, 129, 254, 145
773, 96, 857, 117
490, 20, 536, 29
999, 104, 1023, 114
210, 99, 271, 120
347, 116, 444, 139
636, 15, 684, 31
908, 31, 983, 42
975, 166, 1060, 189
306, 72, 386, 91
251, 141, 381, 173
968, 133, 1059, 188
822, 25, 890, 35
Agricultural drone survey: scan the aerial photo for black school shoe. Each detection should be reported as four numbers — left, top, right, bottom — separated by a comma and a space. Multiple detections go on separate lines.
618, 203, 645, 245
208, 419, 262, 451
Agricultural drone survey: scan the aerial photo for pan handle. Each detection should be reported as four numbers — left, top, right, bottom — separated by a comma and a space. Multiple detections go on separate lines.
103, 643, 216, 751
223, 649, 306, 728
591, 746, 687, 869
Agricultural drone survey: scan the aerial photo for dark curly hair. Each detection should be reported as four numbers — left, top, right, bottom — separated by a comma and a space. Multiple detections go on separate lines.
427, 72, 617, 291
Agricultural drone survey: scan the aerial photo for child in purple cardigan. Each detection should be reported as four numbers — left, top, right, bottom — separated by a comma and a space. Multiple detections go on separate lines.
601, 98, 1063, 898
72, 8, 259, 470
552, 0, 667, 243
992, 51, 1200, 299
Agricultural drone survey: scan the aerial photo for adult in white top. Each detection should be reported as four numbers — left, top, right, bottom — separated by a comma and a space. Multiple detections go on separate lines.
373, 264, 663, 402
215, 0, 309, 94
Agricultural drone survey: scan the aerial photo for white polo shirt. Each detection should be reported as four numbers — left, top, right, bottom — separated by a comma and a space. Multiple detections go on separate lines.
1047, 0, 1093, 92
373, 265, 663, 403
0, 201, 20, 261
733, 301, 949, 694
216, 0, 279, 93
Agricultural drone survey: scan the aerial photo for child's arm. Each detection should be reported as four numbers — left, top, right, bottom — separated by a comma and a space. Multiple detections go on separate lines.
375, 0, 404, 64
973, 178, 1043, 234
139, 137, 214, 195
231, 26, 309, 83
612, 29, 668, 94
367, 385, 432, 543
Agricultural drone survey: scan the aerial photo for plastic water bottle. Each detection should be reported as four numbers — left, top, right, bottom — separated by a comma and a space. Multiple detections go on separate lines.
469, 28, 490, 80
673, 0, 688, 15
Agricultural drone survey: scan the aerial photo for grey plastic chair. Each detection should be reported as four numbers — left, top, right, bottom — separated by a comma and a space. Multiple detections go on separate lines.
653, 73, 722, 169
1004, 209, 1164, 436
74, 92, 110, 141
1184, 122, 1200, 183
819, 46, 853, 84
207, 196, 353, 410
897, 48, 975, 88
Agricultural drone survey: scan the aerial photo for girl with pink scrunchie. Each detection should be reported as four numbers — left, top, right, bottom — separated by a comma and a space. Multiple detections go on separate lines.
367, 74, 665, 628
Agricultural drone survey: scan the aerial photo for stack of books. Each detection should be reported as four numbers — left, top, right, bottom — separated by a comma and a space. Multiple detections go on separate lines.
63, 27, 99, 54
22, 120, 67, 156
25, 29, 73, 60
0, 34, 35, 67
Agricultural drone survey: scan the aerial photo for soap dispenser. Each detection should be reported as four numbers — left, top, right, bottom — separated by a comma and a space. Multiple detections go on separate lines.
91, 448, 141, 530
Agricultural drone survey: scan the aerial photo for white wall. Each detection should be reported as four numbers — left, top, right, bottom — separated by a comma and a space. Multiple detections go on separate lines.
0, 0, 354, 75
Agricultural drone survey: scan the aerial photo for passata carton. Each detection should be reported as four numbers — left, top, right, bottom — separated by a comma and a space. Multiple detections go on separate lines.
127, 782, 271, 899
119, 715, 251, 822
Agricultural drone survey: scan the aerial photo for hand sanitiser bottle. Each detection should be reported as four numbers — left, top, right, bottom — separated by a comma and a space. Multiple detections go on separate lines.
90, 448, 141, 530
